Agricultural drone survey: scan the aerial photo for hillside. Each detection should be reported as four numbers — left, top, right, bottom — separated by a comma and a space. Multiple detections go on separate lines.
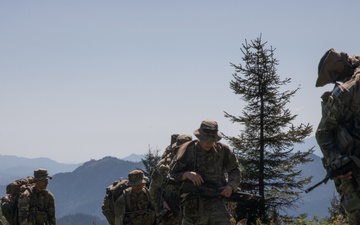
286, 153, 336, 218
0, 147, 335, 221
47, 154, 333, 220
48, 156, 145, 219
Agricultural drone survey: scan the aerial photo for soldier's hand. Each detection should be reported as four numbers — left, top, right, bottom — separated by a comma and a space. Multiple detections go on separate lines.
182, 171, 204, 186
220, 185, 233, 197
336, 171, 352, 180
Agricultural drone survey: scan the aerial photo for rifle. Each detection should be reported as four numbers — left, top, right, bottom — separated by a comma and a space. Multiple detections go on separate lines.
305, 155, 360, 193
168, 179, 261, 202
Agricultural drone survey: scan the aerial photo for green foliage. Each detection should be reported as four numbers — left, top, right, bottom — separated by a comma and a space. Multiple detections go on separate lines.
141, 146, 161, 178
224, 35, 314, 223
241, 215, 348, 225
326, 192, 347, 223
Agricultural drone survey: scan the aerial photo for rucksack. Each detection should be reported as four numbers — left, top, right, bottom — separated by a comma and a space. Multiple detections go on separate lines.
101, 179, 129, 225
0, 176, 34, 225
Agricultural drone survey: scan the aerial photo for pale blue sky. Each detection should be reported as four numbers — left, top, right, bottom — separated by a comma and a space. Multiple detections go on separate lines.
1, 1, 359, 163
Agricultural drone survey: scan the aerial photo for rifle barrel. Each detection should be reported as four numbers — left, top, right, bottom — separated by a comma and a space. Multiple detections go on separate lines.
305, 177, 329, 193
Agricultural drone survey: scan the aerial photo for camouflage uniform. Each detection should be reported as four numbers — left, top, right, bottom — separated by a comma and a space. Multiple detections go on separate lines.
170, 120, 241, 225
17, 169, 56, 225
315, 49, 360, 224
150, 134, 192, 225
115, 170, 155, 225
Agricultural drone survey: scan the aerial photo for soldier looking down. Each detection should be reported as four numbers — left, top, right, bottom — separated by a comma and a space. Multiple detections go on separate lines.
170, 119, 241, 225
114, 170, 155, 225
17, 168, 56, 225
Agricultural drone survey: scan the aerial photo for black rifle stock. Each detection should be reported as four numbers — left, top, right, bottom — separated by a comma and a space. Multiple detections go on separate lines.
305, 155, 360, 193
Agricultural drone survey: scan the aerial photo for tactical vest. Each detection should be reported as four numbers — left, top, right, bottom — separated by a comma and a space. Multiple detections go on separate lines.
122, 188, 155, 225
320, 71, 360, 157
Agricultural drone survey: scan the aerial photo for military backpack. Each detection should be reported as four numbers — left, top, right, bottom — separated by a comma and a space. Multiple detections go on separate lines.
0, 176, 34, 225
101, 179, 129, 225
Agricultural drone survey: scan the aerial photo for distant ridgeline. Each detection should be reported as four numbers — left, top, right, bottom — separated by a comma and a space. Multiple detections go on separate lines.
0, 155, 80, 185
0, 150, 334, 221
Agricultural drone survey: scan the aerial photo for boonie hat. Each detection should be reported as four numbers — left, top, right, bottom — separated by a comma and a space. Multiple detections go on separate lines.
193, 119, 222, 142
316, 48, 357, 87
33, 168, 52, 181
127, 170, 148, 186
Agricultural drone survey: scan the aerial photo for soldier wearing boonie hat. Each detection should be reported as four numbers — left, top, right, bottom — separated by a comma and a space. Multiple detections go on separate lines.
315, 49, 360, 225
18, 168, 56, 225
114, 170, 155, 225
170, 119, 241, 225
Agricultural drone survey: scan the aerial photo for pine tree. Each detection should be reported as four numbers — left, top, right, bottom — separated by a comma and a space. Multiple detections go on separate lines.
141, 145, 161, 178
224, 35, 314, 223
327, 191, 347, 223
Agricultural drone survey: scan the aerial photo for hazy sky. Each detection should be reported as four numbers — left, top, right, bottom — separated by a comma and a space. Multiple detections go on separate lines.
1, 1, 359, 163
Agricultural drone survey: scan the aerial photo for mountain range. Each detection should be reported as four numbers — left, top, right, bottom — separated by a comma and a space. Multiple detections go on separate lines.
0, 155, 81, 185
0, 137, 336, 221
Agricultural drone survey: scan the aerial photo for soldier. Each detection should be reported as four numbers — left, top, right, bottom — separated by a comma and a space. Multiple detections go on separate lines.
17, 168, 56, 225
150, 134, 192, 225
114, 170, 155, 225
170, 119, 241, 225
315, 48, 360, 225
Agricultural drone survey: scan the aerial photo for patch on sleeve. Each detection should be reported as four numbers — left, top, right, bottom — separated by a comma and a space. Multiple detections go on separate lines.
332, 86, 342, 97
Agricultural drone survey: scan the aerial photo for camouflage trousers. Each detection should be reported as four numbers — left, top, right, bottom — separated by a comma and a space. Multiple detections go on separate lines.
338, 177, 360, 225
161, 214, 182, 225
347, 209, 360, 225
181, 196, 231, 225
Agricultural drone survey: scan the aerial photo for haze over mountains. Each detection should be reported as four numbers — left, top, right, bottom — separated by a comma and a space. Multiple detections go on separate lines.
0, 136, 335, 221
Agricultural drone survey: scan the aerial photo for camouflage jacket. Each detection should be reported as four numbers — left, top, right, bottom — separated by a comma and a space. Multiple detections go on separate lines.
17, 186, 56, 225
170, 140, 241, 193
114, 187, 155, 225
316, 68, 360, 165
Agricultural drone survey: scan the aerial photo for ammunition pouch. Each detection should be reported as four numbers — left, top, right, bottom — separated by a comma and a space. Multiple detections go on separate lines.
125, 209, 155, 225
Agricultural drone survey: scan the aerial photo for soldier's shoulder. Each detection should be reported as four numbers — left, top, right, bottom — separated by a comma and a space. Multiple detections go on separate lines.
215, 142, 231, 151
43, 189, 55, 198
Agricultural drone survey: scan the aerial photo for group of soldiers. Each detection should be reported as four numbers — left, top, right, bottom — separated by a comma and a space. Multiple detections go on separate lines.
115, 119, 241, 225
5, 48, 360, 225
1, 119, 240, 225
112, 48, 360, 225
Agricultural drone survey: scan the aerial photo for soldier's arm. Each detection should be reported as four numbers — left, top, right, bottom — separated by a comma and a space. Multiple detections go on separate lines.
114, 194, 125, 225
223, 145, 241, 192
17, 191, 30, 225
47, 192, 56, 225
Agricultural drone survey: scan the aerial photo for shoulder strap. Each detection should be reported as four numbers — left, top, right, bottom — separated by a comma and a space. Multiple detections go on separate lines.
144, 187, 151, 204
